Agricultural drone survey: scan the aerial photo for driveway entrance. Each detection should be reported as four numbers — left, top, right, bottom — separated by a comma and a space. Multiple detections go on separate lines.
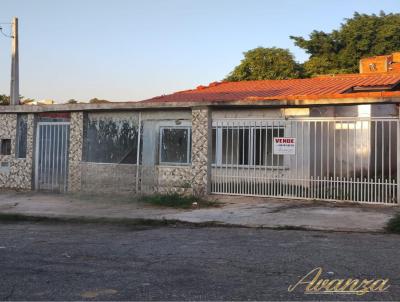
211, 117, 399, 205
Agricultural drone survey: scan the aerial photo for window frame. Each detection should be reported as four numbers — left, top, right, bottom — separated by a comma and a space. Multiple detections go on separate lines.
15, 114, 28, 159
212, 126, 285, 168
159, 126, 192, 166
82, 114, 139, 164
0, 139, 12, 156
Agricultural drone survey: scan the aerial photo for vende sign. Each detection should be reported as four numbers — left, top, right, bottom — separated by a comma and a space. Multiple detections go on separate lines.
273, 137, 296, 155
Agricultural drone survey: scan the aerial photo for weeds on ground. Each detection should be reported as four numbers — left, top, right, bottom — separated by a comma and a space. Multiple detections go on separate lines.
385, 212, 400, 234
140, 193, 219, 209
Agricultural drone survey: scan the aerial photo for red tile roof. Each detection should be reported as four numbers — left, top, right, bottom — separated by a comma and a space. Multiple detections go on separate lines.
142, 73, 400, 103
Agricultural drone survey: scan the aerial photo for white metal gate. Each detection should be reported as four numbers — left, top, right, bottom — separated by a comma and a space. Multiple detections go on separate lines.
211, 118, 399, 204
35, 122, 70, 192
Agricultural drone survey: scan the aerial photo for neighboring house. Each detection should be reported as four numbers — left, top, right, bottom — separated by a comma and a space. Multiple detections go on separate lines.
1, 53, 400, 205
22, 99, 54, 105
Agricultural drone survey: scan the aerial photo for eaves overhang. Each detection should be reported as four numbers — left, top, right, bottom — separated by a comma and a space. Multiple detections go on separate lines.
1, 95, 400, 113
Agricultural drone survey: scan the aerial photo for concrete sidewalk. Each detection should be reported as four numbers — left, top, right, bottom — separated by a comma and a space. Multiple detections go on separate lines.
0, 191, 397, 232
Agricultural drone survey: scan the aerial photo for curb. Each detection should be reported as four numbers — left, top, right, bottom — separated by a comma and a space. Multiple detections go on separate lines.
0, 212, 234, 228
0, 212, 389, 234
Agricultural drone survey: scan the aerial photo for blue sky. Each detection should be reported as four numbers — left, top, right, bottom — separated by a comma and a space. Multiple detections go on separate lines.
0, 0, 399, 103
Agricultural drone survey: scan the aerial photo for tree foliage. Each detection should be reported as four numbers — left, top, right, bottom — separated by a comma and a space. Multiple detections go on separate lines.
67, 99, 78, 104
225, 12, 400, 80
225, 47, 303, 81
0, 95, 10, 105
1, 95, 35, 105
291, 11, 400, 75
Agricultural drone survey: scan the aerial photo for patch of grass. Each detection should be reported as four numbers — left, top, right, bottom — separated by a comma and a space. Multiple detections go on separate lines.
140, 193, 219, 209
385, 212, 400, 234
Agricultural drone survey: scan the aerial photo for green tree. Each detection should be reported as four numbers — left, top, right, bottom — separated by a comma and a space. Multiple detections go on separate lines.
291, 11, 400, 76
0, 95, 10, 105
225, 47, 303, 81
67, 99, 78, 104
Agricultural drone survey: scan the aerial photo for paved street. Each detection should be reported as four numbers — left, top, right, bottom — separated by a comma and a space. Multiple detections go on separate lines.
0, 222, 399, 301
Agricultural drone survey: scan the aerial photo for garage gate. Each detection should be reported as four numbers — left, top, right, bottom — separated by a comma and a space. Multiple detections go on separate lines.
211, 117, 399, 204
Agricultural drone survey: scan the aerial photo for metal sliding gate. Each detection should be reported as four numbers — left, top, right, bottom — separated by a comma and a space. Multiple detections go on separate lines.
211, 118, 399, 204
35, 122, 70, 192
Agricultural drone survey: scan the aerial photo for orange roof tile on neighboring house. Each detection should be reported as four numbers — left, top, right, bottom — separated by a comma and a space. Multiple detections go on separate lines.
141, 73, 400, 104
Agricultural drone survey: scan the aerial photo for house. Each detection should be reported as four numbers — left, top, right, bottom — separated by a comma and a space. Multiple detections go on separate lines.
22, 99, 55, 106
1, 53, 400, 205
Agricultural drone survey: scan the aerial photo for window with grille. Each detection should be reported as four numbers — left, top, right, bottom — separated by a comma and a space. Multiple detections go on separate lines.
212, 127, 284, 166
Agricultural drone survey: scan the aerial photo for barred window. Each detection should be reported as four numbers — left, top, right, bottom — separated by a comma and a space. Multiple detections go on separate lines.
212, 127, 284, 166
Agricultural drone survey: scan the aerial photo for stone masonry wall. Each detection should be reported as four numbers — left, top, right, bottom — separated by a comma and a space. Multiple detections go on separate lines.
0, 109, 212, 195
191, 107, 211, 196
0, 113, 34, 190
81, 162, 138, 194
156, 165, 192, 194
68, 112, 83, 192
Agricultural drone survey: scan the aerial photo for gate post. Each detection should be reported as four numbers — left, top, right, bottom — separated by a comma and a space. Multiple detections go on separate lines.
68, 112, 83, 192
26, 114, 34, 190
397, 113, 400, 204
191, 106, 212, 196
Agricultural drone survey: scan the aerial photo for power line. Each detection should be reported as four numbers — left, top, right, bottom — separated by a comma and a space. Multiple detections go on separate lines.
0, 27, 13, 38
0, 23, 13, 38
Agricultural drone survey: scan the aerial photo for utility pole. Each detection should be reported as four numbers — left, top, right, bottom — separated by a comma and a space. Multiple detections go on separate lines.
10, 17, 19, 105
